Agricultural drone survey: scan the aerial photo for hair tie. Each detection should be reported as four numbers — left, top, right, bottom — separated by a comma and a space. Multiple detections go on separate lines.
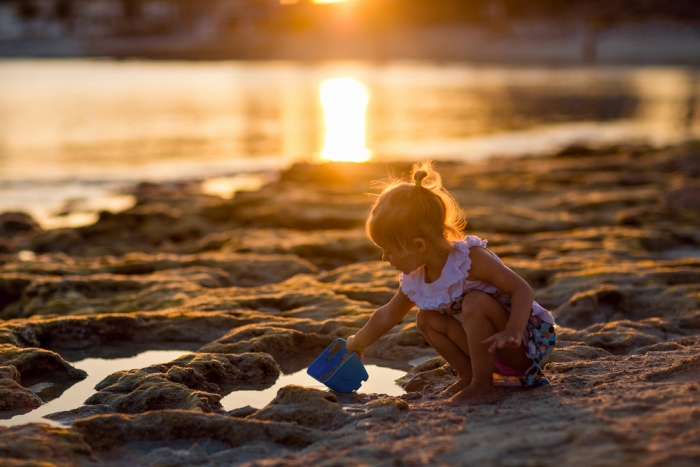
414, 170, 427, 188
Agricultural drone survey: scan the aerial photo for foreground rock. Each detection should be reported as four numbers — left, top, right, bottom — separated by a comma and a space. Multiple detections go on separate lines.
85, 352, 281, 414
248, 385, 352, 430
0, 365, 42, 411
0, 345, 86, 382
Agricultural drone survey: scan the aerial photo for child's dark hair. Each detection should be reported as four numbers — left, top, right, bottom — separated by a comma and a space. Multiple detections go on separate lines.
366, 161, 465, 255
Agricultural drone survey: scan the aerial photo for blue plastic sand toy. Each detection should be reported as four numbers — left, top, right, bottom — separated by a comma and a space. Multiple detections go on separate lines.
307, 338, 369, 393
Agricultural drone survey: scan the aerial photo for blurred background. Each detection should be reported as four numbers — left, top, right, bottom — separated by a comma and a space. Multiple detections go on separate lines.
0, 0, 699, 228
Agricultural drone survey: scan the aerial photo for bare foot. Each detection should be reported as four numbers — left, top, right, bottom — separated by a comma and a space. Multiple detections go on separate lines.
439, 378, 471, 397
445, 382, 498, 407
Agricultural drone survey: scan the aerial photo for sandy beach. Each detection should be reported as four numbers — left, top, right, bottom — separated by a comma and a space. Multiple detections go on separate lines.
1, 141, 699, 466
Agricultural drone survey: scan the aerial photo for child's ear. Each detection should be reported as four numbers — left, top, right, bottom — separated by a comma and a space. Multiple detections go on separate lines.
413, 238, 427, 253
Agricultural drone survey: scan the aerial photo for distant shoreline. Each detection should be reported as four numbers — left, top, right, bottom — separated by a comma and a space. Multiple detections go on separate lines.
2, 22, 700, 65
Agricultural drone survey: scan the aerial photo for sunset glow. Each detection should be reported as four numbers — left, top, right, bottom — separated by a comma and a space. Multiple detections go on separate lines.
319, 78, 371, 163
280, 0, 354, 4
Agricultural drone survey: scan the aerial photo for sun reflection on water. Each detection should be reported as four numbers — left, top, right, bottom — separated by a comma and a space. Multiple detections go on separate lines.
319, 77, 371, 163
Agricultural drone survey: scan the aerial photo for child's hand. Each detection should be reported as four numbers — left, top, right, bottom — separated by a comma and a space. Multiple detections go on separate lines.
346, 335, 365, 359
482, 330, 522, 353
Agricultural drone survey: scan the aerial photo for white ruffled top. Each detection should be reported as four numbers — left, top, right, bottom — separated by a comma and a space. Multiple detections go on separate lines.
399, 235, 554, 324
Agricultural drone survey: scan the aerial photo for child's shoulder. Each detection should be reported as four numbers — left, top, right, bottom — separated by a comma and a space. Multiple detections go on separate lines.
454, 235, 488, 252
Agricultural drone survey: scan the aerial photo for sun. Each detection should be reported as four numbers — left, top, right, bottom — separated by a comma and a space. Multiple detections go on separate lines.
318, 78, 371, 163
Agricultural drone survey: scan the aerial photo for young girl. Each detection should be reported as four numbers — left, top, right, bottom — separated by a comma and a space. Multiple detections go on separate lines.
346, 161, 556, 406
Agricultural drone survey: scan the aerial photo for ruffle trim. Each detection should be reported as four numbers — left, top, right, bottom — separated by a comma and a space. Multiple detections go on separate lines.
400, 235, 488, 310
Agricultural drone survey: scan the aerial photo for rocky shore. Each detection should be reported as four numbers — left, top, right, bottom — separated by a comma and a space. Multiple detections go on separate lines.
1, 142, 699, 466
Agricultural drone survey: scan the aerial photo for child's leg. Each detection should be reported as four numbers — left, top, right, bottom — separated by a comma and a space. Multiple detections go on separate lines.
448, 291, 529, 406
415, 308, 472, 391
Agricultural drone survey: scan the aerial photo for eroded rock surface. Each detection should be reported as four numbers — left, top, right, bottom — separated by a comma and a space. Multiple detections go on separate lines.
248, 385, 352, 430
0, 345, 86, 382
0, 143, 699, 466
85, 352, 281, 414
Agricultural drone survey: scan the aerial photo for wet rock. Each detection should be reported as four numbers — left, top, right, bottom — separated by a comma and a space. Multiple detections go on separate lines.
0, 144, 699, 466
86, 378, 222, 414
29, 228, 83, 254
562, 320, 665, 355
360, 397, 410, 422
73, 410, 324, 451
553, 285, 629, 329
630, 337, 700, 355
228, 405, 258, 418
215, 228, 380, 270
318, 261, 399, 287
164, 352, 281, 392
86, 353, 280, 414
0, 253, 318, 319
366, 323, 436, 362
665, 182, 700, 212
143, 441, 291, 467
0, 376, 43, 411
546, 342, 613, 363
12, 274, 191, 317
396, 357, 455, 393
45, 404, 115, 426
0, 212, 42, 238
0, 423, 93, 466
0, 275, 31, 317
0, 345, 87, 382
201, 185, 370, 231
200, 325, 334, 362
249, 385, 351, 430
0, 310, 277, 351
0, 365, 20, 382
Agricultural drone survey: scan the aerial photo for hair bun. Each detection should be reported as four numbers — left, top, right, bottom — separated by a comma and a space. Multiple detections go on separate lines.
414, 170, 428, 187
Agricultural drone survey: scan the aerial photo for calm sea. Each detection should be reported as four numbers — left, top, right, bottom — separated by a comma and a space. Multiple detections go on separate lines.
1, 60, 698, 228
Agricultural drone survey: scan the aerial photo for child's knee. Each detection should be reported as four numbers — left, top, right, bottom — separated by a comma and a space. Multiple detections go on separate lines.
460, 291, 496, 321
415, 308, 434, 332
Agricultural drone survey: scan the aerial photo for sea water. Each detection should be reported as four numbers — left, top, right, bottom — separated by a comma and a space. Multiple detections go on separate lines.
2, 60, 699, 229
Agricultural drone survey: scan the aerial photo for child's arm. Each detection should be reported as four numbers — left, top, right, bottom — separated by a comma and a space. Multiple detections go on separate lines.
467, 247, 535, 353
346, 288, 415, 358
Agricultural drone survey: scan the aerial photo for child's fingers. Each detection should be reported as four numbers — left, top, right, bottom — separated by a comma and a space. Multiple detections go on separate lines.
484, 333, 520, 352
483, 337, 498, 353
481, 334, 496, 345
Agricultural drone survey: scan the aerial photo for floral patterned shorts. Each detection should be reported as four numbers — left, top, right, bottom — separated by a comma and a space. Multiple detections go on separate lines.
519, 314, 556, 387
438, 291, 557, 388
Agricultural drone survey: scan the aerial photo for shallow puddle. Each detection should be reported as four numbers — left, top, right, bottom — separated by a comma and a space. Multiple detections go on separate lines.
221, 364, 407, 411
1, 349, 407, 427
0, 349, 189, 427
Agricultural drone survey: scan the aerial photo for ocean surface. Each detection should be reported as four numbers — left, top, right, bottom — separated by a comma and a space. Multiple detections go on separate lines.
1, 59, 698, 228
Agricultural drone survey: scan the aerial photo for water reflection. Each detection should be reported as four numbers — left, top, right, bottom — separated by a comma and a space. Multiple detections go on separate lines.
632, 68, 700, 140
0, 349, 189, 427
221, 364, 405, 410
1, 62, 698, 179
319, 77, 371, 162
1, 61, 700, 227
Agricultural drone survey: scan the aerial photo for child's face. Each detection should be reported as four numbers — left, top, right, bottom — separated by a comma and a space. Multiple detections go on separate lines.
379, 244, 424, 275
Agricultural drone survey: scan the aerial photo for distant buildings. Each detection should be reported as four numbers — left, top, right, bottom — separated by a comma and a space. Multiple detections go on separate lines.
0, 0, 281, 40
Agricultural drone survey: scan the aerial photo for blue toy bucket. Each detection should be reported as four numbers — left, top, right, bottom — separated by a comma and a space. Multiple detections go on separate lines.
307, 338, 369, 393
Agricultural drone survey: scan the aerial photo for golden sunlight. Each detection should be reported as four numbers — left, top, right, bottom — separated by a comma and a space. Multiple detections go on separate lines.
319, 78, 371, 163
280, 0, 354, 4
